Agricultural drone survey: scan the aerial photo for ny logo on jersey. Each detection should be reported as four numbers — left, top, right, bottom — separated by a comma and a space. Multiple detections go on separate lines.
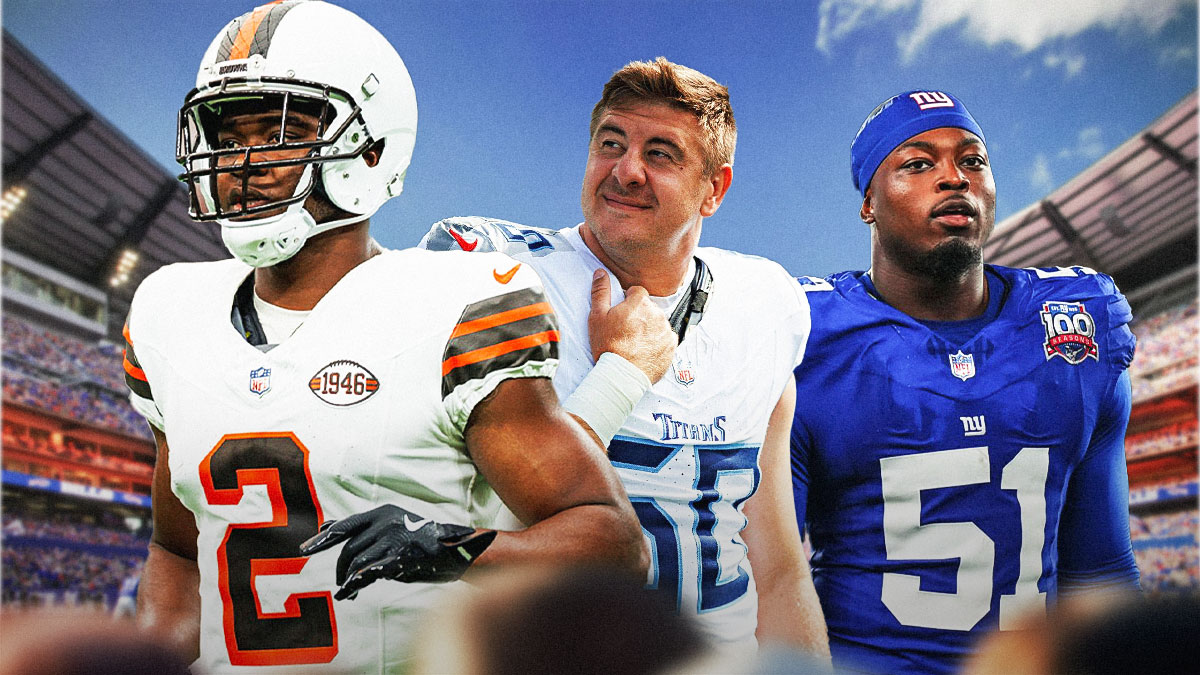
249, 367, 271, 397
960, 415, 987, 437
909, 91, 955, 110
948, 350, 976, 381
1041, 301, 1099, 365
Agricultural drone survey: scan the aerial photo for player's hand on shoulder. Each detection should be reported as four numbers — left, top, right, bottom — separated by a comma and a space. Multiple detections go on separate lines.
298, 504, 496, 600
587, 268, 675, 383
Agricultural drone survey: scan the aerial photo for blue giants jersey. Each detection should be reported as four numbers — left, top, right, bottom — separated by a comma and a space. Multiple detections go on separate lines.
791, 265, 1140, 675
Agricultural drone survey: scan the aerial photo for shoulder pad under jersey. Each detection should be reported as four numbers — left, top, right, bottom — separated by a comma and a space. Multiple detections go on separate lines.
419, 216, 573, 257
1005, 265, 1136, 370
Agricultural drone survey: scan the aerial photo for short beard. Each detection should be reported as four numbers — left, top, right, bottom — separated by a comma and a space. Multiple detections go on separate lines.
907, 239, 982, 283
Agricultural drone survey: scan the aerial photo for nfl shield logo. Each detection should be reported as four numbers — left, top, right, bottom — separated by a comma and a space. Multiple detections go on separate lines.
948, 351, 975, 381
249, 367, 272, 396
672, 353, 695, 387
675, 367, 694, 387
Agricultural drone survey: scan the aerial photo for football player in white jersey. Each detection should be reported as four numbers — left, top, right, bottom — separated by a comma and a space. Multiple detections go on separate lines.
124, 2, 648, 672
420, 58, 830, 660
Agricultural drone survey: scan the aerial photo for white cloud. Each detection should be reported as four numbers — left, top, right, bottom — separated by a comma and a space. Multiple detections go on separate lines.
1158, 44, 1196, 65
1043, 51, 1086, 78
815, 0, 916, 54
1075, 126, 1105, 160
816, 0, 1191, 62
1031, 153, 1054, 192
1056, 126, 1106, 161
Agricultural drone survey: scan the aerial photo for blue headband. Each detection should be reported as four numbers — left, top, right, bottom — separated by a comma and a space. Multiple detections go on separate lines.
851, 90, 985, 196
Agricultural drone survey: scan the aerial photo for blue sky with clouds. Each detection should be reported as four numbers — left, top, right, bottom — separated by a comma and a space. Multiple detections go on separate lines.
6, 0, 1197, 276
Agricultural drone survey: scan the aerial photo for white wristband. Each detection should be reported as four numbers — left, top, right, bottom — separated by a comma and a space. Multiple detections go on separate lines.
563, 352, 652, 447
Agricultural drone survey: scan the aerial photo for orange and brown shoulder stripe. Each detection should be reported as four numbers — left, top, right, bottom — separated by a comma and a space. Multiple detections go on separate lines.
122, 321, 153, 401
441, 287, 558, 397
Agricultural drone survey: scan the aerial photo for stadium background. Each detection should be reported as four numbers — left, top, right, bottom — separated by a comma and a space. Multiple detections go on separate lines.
0, 10, 1196, 645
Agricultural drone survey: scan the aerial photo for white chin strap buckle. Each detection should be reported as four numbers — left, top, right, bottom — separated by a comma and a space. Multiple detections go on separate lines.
220, 208, 315, 268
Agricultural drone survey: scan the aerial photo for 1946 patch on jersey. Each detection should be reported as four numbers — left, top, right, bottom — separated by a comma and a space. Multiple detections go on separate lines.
309, 360, 380, 406
1040, 301, 1099, 364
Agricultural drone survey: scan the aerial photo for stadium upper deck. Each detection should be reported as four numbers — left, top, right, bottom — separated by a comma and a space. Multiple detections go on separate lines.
1, 33, 227, 341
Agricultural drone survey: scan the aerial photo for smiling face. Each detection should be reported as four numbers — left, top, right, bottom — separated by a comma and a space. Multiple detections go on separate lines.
580, 101, 730, 267
863, 126, 996, 282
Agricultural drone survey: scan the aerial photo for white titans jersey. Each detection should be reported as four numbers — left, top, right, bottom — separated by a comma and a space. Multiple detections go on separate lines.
420, 217, 810, 651
123, 249, 557, 674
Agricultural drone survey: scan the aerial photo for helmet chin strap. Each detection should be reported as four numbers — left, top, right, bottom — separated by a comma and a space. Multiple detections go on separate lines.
305, 210, 370, 240
217, 166, 376, 268
219, 205, 372, 268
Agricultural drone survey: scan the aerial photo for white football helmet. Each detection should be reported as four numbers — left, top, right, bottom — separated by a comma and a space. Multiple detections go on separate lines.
177, 0, 417, 267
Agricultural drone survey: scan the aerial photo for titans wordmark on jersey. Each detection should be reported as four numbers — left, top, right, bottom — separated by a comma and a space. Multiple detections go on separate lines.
420, 217, 810, 652
123, 249, 557, 673
792, 265, 1139, 675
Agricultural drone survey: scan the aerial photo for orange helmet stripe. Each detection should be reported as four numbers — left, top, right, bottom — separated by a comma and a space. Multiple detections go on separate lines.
229, 1, 285, 61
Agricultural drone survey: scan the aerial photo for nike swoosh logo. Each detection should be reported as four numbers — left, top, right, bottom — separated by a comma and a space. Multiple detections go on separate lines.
447, 227, 478, 252
404, 515, 431, 532
494, 264, 521, 284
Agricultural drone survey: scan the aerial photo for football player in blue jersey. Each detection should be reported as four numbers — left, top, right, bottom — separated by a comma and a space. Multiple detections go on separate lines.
791, 90, 1141, 675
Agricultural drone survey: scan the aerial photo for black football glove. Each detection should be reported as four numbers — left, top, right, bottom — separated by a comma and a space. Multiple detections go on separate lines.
298, 504, 496, 601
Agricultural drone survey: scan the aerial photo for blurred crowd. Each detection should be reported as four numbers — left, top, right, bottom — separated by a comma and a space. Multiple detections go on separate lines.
2, 316, 124, 390
1, 419, 152, 479
1131, 510, 1199, 593
1129, 300, 1198, 374
1130, 476, 1199, 502
1128, 299, 1199, 401
2, 316, 149, 439
2, 511, 150, 549
1, 509, 148, 611
1121, 297, 1199, 596
1, 546, 143, 610
1125, 420, 1198, 460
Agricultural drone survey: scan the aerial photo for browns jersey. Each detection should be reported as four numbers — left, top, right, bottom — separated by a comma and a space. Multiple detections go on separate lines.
124, 248, 556, 673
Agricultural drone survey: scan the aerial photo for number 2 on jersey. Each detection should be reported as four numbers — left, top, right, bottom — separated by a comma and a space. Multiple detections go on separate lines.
200, 432, 337, 666
880, 446, 1049, 631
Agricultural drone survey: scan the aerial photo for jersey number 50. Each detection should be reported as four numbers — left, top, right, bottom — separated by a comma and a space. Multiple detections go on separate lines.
610, 439, 759, 613
880, 446, 1049, 631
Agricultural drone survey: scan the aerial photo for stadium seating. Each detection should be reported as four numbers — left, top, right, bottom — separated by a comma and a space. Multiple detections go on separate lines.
1126, 420, 1198, 459
1129, 300, 1198, 373
1, 510, 148, 610
1128, 299, 1199, 401
1122, 298, 1199, 593
2, 315, 150, 439
1131, 510, 1200, 593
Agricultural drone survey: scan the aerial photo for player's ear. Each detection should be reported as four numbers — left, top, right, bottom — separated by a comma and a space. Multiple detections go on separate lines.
860, 190, 875, 225
699, 164, 733, 217
363, 139, 385, 168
